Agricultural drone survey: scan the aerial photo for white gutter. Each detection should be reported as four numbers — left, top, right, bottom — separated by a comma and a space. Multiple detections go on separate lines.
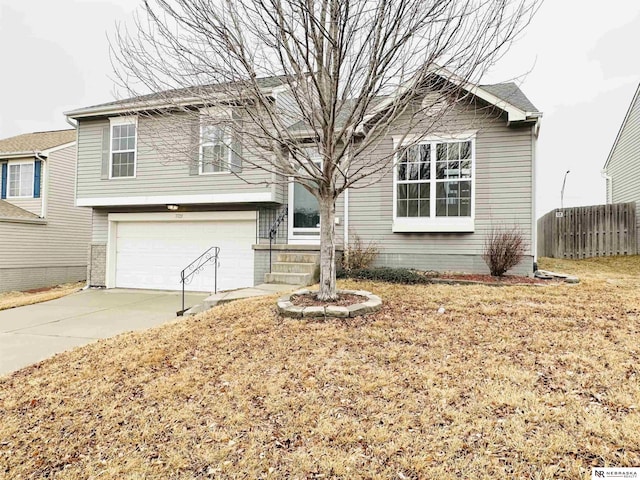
0, 151, 47, 160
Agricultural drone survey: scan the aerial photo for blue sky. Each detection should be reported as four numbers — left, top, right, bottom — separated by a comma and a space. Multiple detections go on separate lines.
1, 0, 639, 218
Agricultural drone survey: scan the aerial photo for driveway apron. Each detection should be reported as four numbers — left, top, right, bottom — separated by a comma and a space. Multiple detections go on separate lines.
0, 289, 208, 377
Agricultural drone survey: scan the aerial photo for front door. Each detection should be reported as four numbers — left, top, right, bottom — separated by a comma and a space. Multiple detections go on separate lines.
288, 152, 321, 244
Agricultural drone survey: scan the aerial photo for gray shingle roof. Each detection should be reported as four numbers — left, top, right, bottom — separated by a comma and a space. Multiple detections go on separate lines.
286, 83, 538, 133
73, 75, 289, 113
0, 129, 76, 155
0, 200, 40, 221
480, 83, 539, 113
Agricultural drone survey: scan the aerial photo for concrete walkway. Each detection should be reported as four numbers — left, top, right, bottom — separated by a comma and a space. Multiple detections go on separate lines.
0, 288, 208, 377
202, 283, 298, 309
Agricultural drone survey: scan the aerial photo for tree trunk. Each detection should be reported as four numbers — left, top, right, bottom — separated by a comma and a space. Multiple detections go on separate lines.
317, 194, 337, 301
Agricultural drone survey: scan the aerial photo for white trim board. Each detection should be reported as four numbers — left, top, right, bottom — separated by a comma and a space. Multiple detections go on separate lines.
76, 191, 274, 207
108, 210, 257, 223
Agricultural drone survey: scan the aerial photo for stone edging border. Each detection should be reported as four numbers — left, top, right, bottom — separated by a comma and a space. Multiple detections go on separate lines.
277, 289, 382, 318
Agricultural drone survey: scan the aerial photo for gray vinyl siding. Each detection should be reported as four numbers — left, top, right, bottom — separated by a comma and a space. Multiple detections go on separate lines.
606, 89, 640, 243
76, 114, 276, 201
347, 102, 535, 275
91, 209, 109, 243
0, 144, 91, 292
275, 88, 304, 127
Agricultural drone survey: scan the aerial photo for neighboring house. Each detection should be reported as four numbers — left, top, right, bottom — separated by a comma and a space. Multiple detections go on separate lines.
603, 83, 640, 243
0, 130, 91, 292
65, 74, 540, 293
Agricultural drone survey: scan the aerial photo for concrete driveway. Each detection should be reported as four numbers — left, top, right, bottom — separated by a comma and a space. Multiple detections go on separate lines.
0, 288, 208, 377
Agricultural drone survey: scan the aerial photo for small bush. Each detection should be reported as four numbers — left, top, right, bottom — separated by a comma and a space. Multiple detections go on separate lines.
343, 234, 379, 271
338, 267, 431, 284
482, 225, 526, 277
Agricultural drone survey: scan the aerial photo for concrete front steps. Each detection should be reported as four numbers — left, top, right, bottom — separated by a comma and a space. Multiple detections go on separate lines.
264, 253, 320, 286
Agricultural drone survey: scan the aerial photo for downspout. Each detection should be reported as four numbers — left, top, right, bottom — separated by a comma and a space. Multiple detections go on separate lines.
531, 121, 538, 270
65, 115, 89, 287
343, 142, 351, 267
34, 152, 47, 218
344, 187, 349, 250
65, 115, 79, 207
601, 170, 612, 204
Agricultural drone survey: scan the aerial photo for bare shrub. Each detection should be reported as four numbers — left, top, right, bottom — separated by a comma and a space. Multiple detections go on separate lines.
344, 234, 379, 271
482, 226, 526, 276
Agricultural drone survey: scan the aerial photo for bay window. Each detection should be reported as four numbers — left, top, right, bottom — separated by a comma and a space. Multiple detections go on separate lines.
393, 136, 475, 232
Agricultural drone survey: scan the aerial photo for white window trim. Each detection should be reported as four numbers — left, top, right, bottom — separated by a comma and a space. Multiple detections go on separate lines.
7, 160, 35, 199
392, 134, 476, 233
109, 116, 138, 179
199, 107, 233, 176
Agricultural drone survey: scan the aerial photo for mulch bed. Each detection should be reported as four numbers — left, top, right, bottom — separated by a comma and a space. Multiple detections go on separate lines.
290, 293, 367, 307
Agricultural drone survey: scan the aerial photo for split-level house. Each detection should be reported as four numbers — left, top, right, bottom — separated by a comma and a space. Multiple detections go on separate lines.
603, 83, 640, 244
0, 130, 91, 292
65, 74, 541, 293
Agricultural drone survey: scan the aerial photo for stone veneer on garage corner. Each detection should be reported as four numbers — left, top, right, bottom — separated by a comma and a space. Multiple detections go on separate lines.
277, 289, 382, 318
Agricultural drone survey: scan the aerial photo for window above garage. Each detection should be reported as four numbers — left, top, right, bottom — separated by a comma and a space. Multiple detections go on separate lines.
109, 116, 137, 179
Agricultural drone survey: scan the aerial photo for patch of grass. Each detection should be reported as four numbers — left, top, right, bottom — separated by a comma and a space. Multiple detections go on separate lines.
1, 259, 640, 478
0, 282, 84, 311
539, 255, 640, 279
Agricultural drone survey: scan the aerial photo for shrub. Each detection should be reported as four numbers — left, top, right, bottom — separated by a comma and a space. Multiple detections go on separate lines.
338, 267, 431, 284
482, 225, 526, 276
343, 234, 379, 271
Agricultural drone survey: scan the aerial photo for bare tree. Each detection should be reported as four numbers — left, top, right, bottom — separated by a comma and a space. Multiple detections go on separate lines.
112, 0, 540, 300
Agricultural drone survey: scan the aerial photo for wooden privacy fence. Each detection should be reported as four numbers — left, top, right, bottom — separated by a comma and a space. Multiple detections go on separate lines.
537, 202, 637, 259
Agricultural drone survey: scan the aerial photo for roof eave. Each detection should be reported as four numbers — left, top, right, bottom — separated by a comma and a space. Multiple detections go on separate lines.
65, 86, 278, 120
0, 151, 45, 160
356, 64, 540, 131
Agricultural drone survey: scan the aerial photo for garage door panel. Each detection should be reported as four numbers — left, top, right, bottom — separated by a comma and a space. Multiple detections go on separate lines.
114, 219, 255, 292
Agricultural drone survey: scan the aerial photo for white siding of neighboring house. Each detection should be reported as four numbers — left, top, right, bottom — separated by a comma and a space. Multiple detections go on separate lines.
605, 85, 640, 244
0, 144, 92, 292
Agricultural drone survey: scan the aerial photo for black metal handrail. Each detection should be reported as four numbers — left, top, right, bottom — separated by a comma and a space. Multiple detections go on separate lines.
177, 246, 220, 316
269, 207, 288, 272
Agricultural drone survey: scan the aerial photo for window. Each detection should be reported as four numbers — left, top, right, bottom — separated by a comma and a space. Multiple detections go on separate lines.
110, 119, 136, 178
8, 163, 34, 197
394, 137, 474, 232
200, 124, 230, 174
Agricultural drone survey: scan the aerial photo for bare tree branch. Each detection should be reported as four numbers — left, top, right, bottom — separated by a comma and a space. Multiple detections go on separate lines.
110, 0, 541, 299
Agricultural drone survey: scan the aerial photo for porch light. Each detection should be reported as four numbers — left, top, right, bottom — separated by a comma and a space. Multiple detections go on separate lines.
167, 204, 179, 211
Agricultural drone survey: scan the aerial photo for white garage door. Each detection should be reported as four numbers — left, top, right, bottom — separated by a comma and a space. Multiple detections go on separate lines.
114, 218, 255, 292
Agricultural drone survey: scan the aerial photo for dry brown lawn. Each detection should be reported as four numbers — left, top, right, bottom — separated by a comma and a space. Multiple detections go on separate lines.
1, 257, 639, 479
0, 282, 84, 311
